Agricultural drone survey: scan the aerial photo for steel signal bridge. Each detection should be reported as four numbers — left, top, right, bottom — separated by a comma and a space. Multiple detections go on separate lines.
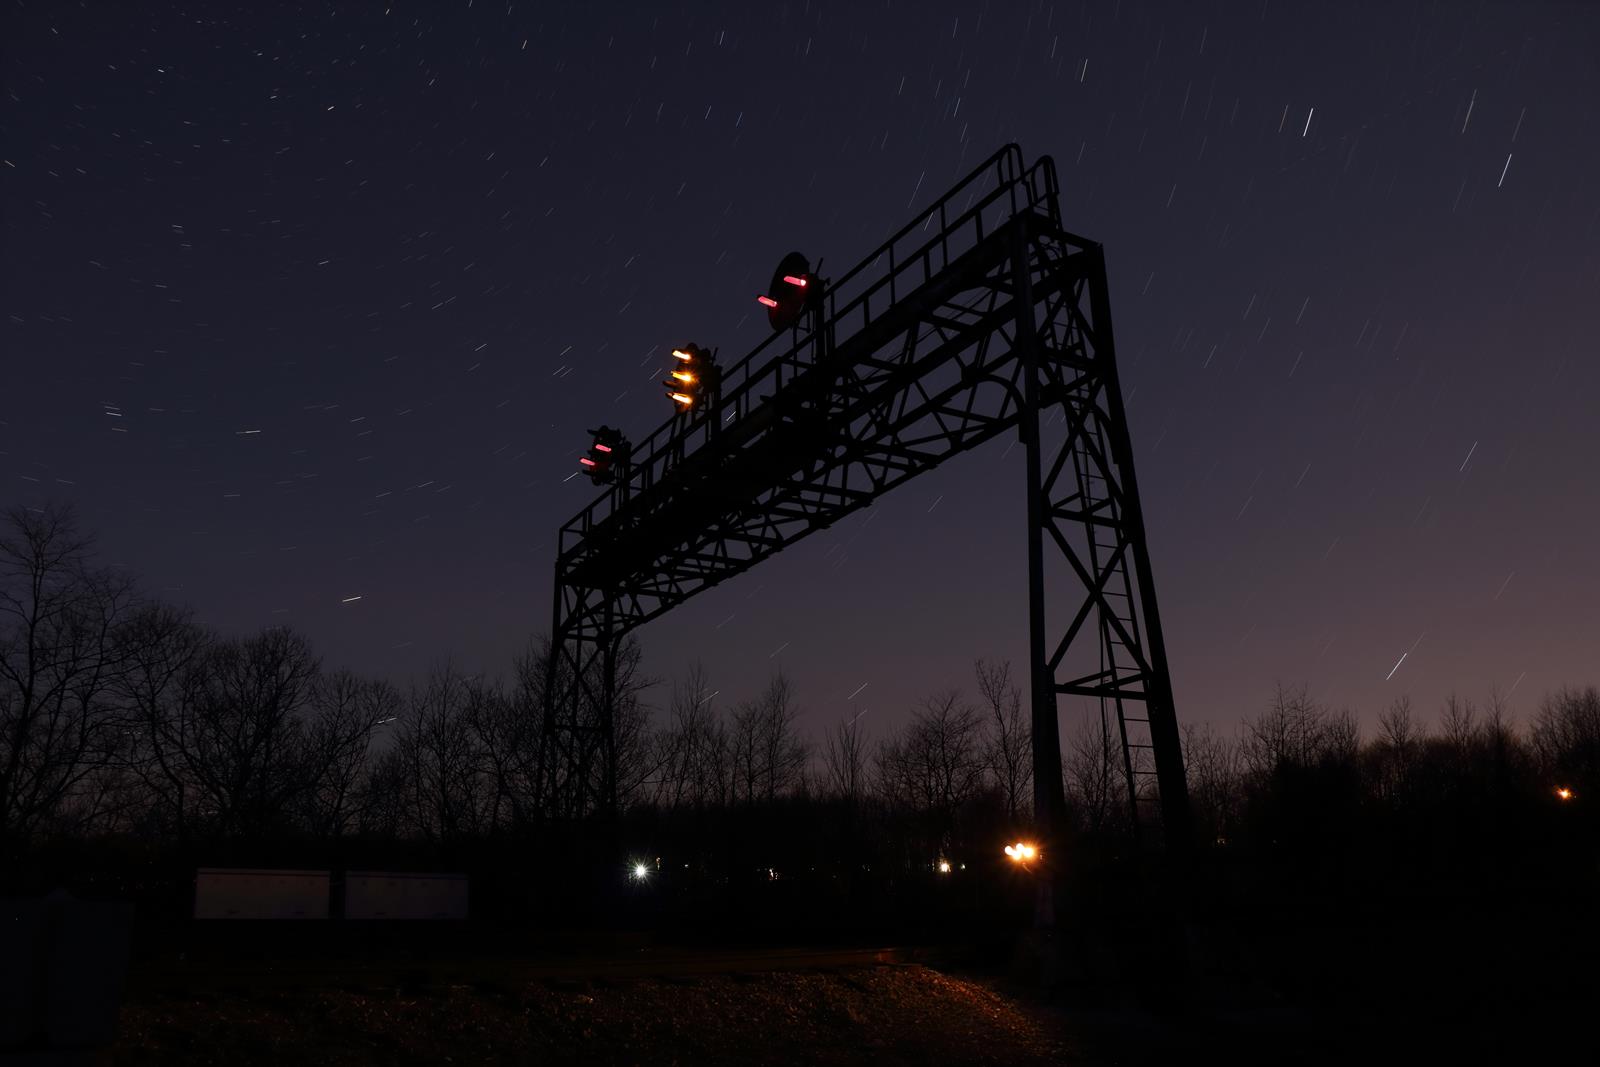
541, 144, 1191, 857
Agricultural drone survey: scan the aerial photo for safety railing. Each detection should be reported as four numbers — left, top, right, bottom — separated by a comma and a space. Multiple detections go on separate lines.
559, 145, 1062, 561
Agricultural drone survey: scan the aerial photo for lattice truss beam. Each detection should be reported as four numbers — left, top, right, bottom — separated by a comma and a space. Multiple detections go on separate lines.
561, 226, 1094, 632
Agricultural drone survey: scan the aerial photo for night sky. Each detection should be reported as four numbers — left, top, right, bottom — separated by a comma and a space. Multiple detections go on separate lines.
5, 1, 1598, 741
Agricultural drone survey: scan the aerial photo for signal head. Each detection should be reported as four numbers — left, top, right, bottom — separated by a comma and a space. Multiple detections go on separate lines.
662, 343, 718, 410
581, 425, 630, 484
761, 251, 818, 331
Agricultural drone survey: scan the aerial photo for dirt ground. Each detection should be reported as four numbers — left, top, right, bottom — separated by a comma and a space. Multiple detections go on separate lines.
114, 964, 1081, 1066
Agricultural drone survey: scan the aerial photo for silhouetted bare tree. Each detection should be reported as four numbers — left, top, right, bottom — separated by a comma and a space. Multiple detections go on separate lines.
610, 639, 663, 809
1475, 684, 1523, 793
1063, 713, 1126, 834
1378, 694, 1421, 751
0, 504, 141, 842
1182, 721, 1240, 845
1240, 682, 1337, 777
1438, 693, 1479, 763
14, 480, 1600, 940
467, 676, 536, 833
181, 628, 322, 839
822, 709, 870, 806
730, 671, 808, 804
298, 671, 398, 838
462, 635, 638, 829
116, 602, 210, 842
875, 690, 986, 830
652, 662, 729, 809
387, 663, 493, 840
120, 613, 395, 844
1531, 686, 1600, 792
1370, 695, 1424, 806
976, 659, 1030, 821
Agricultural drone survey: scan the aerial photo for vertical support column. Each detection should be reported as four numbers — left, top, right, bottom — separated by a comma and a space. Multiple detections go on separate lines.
1085, 245, 1192, 858
540, 577, 622, 819
598, 589, 618, 816
1012, 222, 1067, 935
539, 568, 569, 818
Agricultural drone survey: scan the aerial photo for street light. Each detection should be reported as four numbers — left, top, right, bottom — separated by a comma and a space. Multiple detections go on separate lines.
630, 862, 650, 881
1556, 786, 1576, 802
1004, 841, 1039, 865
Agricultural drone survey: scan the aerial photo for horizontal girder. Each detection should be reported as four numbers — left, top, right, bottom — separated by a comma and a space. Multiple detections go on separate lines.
558, 219, 1098, 636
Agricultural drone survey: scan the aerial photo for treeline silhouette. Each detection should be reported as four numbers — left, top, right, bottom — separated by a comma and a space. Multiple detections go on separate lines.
4, 502, 1597, 949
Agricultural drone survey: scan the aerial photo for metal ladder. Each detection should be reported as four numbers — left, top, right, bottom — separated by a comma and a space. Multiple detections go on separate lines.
1069, 405, 1163, 839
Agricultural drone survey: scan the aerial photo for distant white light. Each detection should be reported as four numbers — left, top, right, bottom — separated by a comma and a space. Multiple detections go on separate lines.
631, 863, 650, 881
1005, 842, 1038, 864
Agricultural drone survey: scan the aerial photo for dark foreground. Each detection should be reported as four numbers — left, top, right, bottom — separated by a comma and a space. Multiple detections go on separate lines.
103, 923, 1595, 1067
116, 964, 1073, 1066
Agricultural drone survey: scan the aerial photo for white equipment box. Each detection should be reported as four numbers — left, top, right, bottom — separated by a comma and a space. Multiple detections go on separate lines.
193, 868, 330, 919
344, 871, 468, 920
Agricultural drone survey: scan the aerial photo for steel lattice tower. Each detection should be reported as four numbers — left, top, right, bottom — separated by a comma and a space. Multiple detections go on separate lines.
540, 145, 1191, 865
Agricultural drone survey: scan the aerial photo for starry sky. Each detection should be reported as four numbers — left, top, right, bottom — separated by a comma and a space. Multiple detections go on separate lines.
5, 1, 1598, 742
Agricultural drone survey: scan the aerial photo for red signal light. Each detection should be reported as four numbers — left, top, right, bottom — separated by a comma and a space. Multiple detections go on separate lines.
764, 252, 818, 331
581, 425, 629, 484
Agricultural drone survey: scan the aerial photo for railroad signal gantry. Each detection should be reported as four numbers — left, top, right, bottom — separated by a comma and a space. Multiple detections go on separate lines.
541, 145, 1192, 879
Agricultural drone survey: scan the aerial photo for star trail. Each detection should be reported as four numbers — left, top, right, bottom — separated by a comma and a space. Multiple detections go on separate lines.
4, 0, 1597, 737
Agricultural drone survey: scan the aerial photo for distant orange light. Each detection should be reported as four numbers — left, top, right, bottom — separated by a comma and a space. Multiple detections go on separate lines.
782, 274, 807, 287
669, 392, 694, 406
757, 295, 779, 308
1556, 786, 1575, 801
1004, 841, 1039, 864
672, 349, 693, 361
671, 370, 695, 383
